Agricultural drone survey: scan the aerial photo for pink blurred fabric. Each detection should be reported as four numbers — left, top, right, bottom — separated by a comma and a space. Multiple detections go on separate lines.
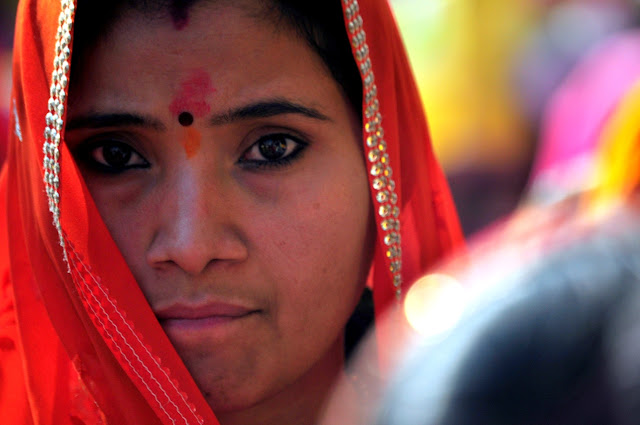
530, 30, 640, 199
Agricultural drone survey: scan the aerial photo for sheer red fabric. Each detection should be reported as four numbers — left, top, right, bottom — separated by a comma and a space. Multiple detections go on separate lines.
0, 0, 463, 423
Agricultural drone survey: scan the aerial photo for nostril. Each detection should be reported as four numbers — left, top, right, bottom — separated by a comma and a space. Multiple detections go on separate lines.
147, 224, 249, 276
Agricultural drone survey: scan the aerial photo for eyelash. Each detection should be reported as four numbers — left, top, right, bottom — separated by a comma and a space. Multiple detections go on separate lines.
74, 138, 149, 174
237, 133, 308, 170
73, 132, 308, 174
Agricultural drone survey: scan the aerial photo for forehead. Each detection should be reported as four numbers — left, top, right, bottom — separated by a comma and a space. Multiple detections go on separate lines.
104, 7, 306, 71
68, 0, 341, 119
92, 1, 300, 68
71, 0, 289, 74
106, 0, 277, 37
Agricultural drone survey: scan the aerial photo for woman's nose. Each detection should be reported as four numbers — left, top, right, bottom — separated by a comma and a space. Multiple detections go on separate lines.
146, 167, 248, 275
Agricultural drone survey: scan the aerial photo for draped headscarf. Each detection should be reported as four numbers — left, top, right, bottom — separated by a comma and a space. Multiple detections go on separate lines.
0, 0, 463, 423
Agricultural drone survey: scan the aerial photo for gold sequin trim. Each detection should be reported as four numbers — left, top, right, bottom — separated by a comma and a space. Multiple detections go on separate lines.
343, 0, 403, 300
43, 0, 75, 267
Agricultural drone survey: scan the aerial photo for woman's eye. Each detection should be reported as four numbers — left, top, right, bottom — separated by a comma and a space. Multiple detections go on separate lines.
77, 140, 149, 173
240, 134, 307, 168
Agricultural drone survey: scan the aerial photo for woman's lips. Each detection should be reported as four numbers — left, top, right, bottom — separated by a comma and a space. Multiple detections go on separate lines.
155, 302, 258, 332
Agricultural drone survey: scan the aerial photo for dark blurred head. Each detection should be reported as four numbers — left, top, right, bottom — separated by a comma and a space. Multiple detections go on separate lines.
375, 211, 640, 425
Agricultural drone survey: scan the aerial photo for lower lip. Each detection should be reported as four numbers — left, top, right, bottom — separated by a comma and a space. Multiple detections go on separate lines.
159, 312, 256, 334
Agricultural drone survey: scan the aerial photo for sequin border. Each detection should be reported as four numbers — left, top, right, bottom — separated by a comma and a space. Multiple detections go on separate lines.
43, 0, 74, 264
41, 2, 204, 424
343, 0, 403, 300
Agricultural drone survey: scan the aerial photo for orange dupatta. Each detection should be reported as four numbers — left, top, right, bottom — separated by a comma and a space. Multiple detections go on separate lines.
0, 0, 463, 423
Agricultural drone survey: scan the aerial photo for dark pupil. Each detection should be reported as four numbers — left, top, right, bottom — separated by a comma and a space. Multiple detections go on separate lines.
103, 143, 132, 168
258, 137, 287, 160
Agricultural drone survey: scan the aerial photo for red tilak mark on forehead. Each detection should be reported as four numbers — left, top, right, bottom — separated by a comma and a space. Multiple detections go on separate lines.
172, 16, 189, 30
169, 70, 217, 118
182, 127, 201, 158
170, 0, 194, 30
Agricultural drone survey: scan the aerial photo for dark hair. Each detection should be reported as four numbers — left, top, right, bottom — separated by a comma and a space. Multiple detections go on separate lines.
70, 0, 362, 119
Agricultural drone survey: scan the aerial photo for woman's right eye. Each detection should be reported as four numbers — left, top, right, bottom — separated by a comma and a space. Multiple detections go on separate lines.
76, 140, 149, 173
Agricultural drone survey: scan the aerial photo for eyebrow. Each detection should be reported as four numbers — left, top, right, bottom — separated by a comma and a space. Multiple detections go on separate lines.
209, 99, 331, 125
65, 113, 166, 131
65, 99, 331, 131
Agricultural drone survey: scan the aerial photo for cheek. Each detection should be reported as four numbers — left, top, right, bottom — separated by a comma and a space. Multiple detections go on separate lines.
85, 180, 155, 274
253, 170, 370, 260
250, 160, 372, 317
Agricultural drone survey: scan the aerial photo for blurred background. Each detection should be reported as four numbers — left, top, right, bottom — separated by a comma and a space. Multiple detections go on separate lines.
1, 0, 638, 235
0, 0, 15, 166
392, 0, 640, 235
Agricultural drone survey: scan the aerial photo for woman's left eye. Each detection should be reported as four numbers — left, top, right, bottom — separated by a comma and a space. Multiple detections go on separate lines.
239, 133, 307, 168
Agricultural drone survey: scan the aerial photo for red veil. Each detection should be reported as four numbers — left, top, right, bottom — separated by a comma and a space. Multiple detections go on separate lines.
0, 0, 463, 423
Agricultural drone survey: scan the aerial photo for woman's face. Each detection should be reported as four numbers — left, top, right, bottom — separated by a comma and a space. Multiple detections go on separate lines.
66, 1, 373, 419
